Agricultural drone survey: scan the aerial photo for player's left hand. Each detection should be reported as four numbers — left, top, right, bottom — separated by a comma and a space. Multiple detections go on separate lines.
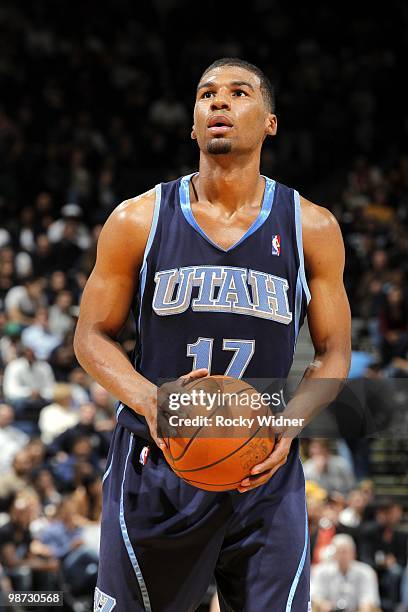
237, 435, 293, 493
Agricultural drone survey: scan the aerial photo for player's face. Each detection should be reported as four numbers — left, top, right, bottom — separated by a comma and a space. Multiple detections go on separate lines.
192, 66, 277, 155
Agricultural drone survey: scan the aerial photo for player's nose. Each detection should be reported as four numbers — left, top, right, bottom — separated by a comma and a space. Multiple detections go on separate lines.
210, 94, 230, 111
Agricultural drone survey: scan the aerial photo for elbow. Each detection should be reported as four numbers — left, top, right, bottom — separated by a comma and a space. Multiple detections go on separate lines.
73, 324, 89, 365
314, 341, 351, 378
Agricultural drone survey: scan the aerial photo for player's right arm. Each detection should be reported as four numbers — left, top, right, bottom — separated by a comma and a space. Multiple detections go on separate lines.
73, 190, 164, 441
74, 191, 207, 447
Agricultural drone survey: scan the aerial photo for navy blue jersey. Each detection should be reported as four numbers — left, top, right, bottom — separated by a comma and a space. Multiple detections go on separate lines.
117, 173, 310, 436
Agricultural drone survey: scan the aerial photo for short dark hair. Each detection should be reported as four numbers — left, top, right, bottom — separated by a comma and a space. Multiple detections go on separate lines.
200, 57, 275, 112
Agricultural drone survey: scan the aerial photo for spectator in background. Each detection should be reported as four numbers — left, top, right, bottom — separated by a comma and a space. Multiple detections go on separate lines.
30, 468, 61, 513
48, 204, 91, 251
39, 496, 98, 597
21, 307, 61, 360
71, 472, 103, 524
339, 489, 368, 528
3, 346, 54, 433
149, 91, 188, 131
0, 493, 60, 591
49, 402, 110, 467
312, 534, 380, 612
0, 403, 28, 474
379, 285, 408, 366
357, 249, 393, 321
79, 224, 102, 276
22, 487, 51, 540
38, 383, 78, 444
68, 367, 91, 406
360, 501, 408, 611
0, 449, 33, 511
389, 350, 408, 377
303, 440, 356, 495
52, 435, 100, 490
307, 481, 329, 565
26, 438, 48, 471
18, 207, 36, 253
49, 329, 79, 381
48, 206, 90, 273
45, 270, 69, 304
4, 276, 46, 324
48, 290, 74, 338
308, 488, 356, 565
0, 273, 14, 313
0, 561, 14, 608
0, 321, 22, 366
89, 382, 115, 431
31, 234, 55, 277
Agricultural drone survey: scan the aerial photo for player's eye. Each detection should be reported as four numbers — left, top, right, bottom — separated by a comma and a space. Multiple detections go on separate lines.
201, 91, 214, 99
233, 90, 247, 97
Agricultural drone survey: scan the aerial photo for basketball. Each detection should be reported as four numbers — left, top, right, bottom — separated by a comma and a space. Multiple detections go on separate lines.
162, 375, 275, 491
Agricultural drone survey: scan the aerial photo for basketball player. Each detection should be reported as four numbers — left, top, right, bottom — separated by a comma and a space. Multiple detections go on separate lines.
74, 58, 351, 611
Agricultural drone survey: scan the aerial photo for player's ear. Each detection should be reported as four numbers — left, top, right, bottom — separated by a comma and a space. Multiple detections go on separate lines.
191, 125, 197, 140
265, 113, 277, 137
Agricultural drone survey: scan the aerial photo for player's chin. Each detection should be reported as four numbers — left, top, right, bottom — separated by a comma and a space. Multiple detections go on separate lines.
206, 138, 233, 155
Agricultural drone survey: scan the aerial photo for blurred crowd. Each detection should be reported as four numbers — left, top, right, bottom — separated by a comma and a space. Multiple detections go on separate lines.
0, 0, 407, 610
302, 441, 408, 612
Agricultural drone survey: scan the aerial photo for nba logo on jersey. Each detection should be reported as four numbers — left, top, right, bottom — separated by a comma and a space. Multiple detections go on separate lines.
139, 446, 150, 465
272, 234, 281, 256
94, 587, 116, 611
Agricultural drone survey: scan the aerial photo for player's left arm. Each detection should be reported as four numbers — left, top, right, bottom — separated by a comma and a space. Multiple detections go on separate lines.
238, 196, 351, 492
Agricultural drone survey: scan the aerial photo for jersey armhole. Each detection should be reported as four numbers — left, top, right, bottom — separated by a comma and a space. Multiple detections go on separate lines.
141, 183, 162, 270
137, 184, 162, 334
293, 189, 311, 305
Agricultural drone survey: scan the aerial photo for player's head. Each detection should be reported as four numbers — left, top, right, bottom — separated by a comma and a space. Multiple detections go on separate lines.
192, 58, 277, 156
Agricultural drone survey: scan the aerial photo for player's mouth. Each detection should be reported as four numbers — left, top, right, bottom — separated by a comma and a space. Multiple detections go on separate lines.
207, 115, 233, 134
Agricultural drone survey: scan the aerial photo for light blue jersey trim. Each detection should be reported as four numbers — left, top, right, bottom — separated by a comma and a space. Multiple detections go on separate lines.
294, 270, 303, 345
116, 402, 124, 418
179, 174, 276, 253
285, 502, 309, 611
138, 184, 162, 334
119, 433, 152, 611
102, 456, 113, 484
293, 190, 311, 305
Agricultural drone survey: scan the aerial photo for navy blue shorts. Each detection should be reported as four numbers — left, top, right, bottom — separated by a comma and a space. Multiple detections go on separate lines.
95, 424, 310, 611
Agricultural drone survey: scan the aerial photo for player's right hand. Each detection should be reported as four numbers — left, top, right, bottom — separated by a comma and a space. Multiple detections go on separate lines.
144, 368, 208, 450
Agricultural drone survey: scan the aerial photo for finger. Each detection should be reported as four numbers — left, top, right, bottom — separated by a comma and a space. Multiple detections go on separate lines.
237, 473, 271, 493
267, 458, 287, 479
153, 434, 166, 451
149, 414, 167, 451
240, 469, 273, 488
238, 461, 285, 493
242, 457, 288, 489
250, 450, 287, 475
180, 368, 208, 386
250, 437, 291, 475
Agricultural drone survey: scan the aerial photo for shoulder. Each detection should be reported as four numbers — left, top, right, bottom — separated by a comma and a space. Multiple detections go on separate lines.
94, 188, 157, 269
353, 560, 377, 579
104, 188, 157, 236
300, 195, 342, 241
313, 561, 337, 577
299, 195, 345, 273
5, 285, 25, 303
4, 357, 24, 370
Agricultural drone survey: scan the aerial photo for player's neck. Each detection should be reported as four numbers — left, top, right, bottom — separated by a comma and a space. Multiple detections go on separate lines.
196, 155, 263, 212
